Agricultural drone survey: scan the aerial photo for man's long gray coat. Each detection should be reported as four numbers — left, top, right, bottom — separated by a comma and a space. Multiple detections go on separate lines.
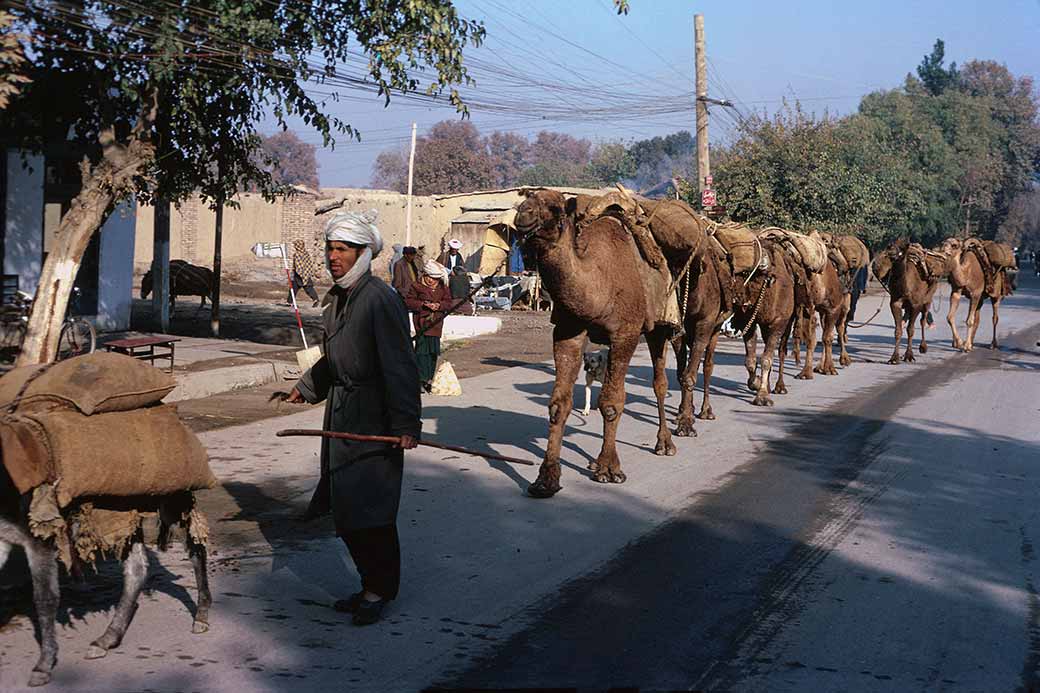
296, 272, 422, 532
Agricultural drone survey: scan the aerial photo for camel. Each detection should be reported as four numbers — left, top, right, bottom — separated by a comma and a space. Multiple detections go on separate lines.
670, 246, 731, 433
731, 239, 798, 407
939, 238, 1016, 351
872, 240, 943, 364
790, 260, 848, 377
515, 189, 677, 498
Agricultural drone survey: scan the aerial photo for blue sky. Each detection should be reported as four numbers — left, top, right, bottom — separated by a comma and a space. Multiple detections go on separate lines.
285, 0, 1040, 188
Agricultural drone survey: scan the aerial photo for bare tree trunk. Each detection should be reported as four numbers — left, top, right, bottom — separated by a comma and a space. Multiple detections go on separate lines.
152, 200, 171, 331
16, 105, 156, 366
211, 194, 223, 337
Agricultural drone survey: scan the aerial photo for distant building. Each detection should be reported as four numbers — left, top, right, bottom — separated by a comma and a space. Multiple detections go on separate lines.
1, 149, 136, 331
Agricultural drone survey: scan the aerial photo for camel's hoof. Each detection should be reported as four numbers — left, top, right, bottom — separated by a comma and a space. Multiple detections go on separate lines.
696, 407, 716, 421
586, 461, 599, 472
747, 378, 760, 391
813, 365, 825, 375
86, 644, 109, 660
839, 356, 851, 367
594, 470, 626, 484
28, 671, 51, 688
773, 383, 788, 395
192, 619, 210, 635
919, 343, 928, 354
902, 352, 915, 363
794, 372, 813, 380
526, 481, 561, 498
887, 356, 901, 365
751, 395, 774, 407
655, 438, 677, 456
674, 419, 697, 437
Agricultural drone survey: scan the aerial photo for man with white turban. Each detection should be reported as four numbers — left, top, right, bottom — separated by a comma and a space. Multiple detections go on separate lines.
436, 237, 467, 272
286, 209, 421, 626
404, 258, 453, 392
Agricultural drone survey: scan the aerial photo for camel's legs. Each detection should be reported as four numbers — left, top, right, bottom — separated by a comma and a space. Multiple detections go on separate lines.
966, 295, 984, 351
837, 298, 851, 366
752, 325, 779, 406
989, 296, 1001, 349
676, 317, 712, 435
816, 308, 839, 375
902, 309, 918, 362
888, 300, 904, 364
918, 310, 929, 354
948, 289, 964, 350
698, 330, 722, 419
744, 329, 759, 391
796, 310, 818, 379
791, 314, 802, 366
774, 316, 793, 395
188, 537, 212, 634
527, 325, 586, 498
646, 328, 677, 455
590, 333, 639, 484
87, 537, 148, 659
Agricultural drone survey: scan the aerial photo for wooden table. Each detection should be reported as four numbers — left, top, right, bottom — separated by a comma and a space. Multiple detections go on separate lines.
103, 336, 181, 373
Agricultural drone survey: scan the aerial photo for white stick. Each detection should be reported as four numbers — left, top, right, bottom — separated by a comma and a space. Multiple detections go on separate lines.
282, 243, 308, 350
405, 122, 417, 246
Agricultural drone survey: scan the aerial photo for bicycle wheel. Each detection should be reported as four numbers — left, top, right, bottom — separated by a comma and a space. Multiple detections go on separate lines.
57, 318, 96, 360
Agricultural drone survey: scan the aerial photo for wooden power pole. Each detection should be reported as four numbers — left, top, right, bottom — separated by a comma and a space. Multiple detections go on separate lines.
695, 14, 709, 197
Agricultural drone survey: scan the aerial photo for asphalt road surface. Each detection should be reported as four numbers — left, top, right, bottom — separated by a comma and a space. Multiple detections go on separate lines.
1, 269, 1038, 692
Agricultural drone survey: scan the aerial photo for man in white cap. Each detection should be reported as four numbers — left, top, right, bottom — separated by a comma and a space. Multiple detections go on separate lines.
286, 209, 421, 626
436, 238, 467, 273
404, 259, 453, 392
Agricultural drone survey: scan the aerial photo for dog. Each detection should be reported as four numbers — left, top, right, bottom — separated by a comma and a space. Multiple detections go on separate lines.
581, 348, 609, 416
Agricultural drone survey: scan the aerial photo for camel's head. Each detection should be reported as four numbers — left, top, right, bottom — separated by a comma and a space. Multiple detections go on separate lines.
871, 248, 894, 284
939, 237, 962, 258
515, 189, 574, 260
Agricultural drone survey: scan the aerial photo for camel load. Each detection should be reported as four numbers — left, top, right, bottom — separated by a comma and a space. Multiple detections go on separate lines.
982, 240, 1016, 270
713, 222, 766, 275
757, 227, 829, 274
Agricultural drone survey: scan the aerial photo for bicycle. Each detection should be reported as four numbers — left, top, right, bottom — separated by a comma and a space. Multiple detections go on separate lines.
0, 287, 96, 361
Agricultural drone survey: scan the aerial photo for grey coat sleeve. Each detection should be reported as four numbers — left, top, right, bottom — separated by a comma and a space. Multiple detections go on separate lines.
296, 354, 332, 404
372, 290, 423, 438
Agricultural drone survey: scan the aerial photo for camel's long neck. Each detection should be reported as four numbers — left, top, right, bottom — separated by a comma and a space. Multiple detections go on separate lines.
534, 220, 582, 294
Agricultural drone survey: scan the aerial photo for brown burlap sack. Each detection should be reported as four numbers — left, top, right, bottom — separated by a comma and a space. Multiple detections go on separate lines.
759, 228, 828, 273
835, 235, 870, 271
714, 222, 762, 274
638, 199, 708, 260
0, 414, 53, 493
14, 405, 215, 507
982, 241, 1015, 269
0, 352, 176, 415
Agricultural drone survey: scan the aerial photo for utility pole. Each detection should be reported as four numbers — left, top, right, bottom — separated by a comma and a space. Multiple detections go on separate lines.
405, 122, 417, 246
694, 14, 709, 198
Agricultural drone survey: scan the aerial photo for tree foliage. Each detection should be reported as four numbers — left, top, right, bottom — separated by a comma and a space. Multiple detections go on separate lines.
2, 0, 484, 363
259, 130, 319, 190
690, 43, 1040, 250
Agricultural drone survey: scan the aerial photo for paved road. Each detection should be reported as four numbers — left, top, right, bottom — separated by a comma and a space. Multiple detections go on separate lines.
1, 272, 1038, 692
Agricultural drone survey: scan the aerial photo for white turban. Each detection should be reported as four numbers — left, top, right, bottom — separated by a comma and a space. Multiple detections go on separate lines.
447, 238, 462, 250
324, 210, 383, 257
424, 259, 449, 282
324, 209, 383, 289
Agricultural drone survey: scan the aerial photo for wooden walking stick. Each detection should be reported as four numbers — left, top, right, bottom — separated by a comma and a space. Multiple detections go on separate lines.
276, 428, 536, 466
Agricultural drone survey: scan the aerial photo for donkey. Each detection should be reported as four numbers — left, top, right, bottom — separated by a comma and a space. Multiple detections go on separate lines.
0, 471, 211, 688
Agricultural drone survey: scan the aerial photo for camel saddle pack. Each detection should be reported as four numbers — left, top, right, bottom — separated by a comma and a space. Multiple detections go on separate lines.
958, 237, 1016, 295
578, 188, 718, 334
756, 227, 829, 276
904, 242, 949, 281
818, 232, 870, 291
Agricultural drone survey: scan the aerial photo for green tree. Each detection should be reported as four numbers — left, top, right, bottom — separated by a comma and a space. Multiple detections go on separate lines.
917, 39, 959, 96
3, 0, 483, 363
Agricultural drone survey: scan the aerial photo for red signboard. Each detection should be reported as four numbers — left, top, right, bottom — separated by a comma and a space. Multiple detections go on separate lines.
701, 188, 717, 208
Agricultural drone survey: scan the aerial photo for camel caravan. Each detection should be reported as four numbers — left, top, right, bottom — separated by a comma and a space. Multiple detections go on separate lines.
514, 186, 1017, 498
